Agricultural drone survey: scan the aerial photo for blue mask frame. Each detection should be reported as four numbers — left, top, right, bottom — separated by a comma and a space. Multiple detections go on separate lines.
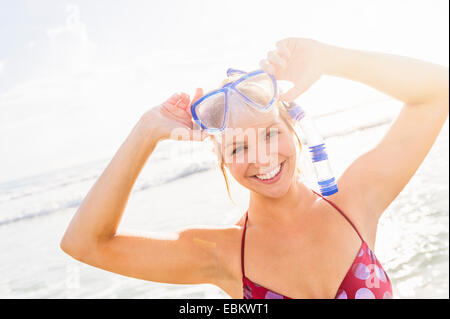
191, 68, 278, 133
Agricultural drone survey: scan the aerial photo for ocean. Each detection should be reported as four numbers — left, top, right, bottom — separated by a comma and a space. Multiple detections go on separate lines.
0, 99, 448, 298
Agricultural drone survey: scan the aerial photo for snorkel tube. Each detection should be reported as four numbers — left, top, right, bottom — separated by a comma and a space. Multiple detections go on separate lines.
285, 102, 339, 197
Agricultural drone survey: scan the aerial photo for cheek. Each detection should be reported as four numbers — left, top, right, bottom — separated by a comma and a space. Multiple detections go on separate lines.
228, 163, 249, 180
277, 135, 297, 157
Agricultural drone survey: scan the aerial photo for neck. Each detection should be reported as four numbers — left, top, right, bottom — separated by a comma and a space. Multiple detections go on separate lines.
247, 176, 318, 229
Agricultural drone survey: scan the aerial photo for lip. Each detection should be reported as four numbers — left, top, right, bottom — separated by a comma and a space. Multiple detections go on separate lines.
251, 161, 285, 185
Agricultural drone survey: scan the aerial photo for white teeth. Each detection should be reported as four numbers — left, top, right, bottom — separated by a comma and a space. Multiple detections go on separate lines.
255, 163, 281, 180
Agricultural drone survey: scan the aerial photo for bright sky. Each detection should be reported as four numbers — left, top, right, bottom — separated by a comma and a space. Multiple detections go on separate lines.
0, 0, 448, 183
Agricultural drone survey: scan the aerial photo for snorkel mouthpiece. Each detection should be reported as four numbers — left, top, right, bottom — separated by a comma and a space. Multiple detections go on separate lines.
285, 101, 338, 197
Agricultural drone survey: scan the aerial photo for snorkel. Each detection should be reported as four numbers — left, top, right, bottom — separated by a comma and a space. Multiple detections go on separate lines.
283, 101, 338, 196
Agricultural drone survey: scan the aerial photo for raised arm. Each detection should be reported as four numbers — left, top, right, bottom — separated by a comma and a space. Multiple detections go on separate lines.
260, 37, 448, 237
59, 90, 226, 285
321, 43, 448, 224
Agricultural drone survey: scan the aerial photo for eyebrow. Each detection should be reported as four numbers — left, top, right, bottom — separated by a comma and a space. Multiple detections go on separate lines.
225, 122, 279, 148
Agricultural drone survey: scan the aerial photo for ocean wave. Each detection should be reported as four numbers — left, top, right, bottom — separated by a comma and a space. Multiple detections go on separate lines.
0, 102, 402, 226
0, 160, 217, 227
322, 116, 394, 139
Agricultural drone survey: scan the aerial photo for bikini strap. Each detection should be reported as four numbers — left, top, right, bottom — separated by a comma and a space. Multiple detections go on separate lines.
241, 191, 363, 279
240, 210, 249, 279
311, 189, 364, 242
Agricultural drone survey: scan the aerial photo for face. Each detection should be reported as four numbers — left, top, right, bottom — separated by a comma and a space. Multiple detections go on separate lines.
218, 100, 298, 198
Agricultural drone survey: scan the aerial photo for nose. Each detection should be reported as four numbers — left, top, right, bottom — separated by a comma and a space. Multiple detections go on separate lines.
248, 133, 279, 167
253, 150, 279, 171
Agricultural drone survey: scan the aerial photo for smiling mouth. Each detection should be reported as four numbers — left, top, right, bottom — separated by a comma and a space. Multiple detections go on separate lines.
251, 160, 286, 184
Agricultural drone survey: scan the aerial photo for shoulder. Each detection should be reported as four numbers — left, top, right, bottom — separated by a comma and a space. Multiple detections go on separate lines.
182, 215, 246, 289
178, 222, 243, 254
187, 211, 247, 253
233, 212, 247, 227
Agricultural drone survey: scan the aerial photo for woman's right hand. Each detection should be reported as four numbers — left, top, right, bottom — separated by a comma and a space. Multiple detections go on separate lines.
141, 88, 209, 143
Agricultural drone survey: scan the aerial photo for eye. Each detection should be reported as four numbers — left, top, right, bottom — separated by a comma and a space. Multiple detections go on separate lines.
266, 129, 279, 139
231, 145, 246, 156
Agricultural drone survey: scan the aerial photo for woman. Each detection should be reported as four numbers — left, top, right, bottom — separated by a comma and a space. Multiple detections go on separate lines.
60, 37, 449, 299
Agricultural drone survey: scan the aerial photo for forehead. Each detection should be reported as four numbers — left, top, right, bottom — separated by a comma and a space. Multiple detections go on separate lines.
215, 104, 284, 146
225, 95, 280, 129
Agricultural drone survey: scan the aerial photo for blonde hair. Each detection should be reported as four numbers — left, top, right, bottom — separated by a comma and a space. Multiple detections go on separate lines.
208, 75, 303, 205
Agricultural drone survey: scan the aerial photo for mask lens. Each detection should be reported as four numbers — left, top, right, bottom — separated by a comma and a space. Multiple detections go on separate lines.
195, 91, 226, 130
235, 73, 275, 108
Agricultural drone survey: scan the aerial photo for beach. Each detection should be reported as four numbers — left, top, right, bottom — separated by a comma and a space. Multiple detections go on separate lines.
0, 100, 448, 299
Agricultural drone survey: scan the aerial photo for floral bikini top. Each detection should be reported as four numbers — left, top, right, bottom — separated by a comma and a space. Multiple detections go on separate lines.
241, 190, 393, 299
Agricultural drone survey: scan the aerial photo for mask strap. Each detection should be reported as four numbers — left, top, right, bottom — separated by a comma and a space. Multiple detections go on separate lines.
226, 68, 247, 77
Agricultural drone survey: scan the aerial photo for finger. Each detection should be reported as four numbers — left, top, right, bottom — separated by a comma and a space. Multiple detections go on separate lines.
259, 59, 275, 75
276, 40, 291, 59
187, 88, 204, 116
167, 92, 189, 108
267, 50, 286, 68
190, 88, 204, 107
167, 92, 181, 103
174, 98, 187, 110
180, 92, 190, 106
169, 92, 189, 113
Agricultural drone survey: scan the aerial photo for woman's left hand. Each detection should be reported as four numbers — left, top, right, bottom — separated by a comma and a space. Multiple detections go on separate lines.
259, 37, 329, 102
